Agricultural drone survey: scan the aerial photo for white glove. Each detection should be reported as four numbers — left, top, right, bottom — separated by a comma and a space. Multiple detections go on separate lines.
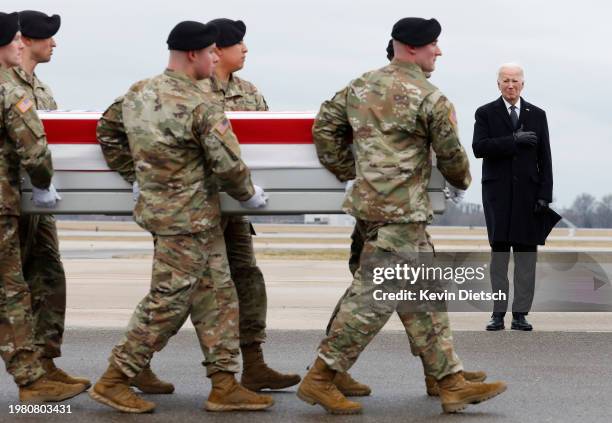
132, 181, 140, 202
32, 183, 62, 208
345, 179, 355, 194
240, 185, 268, 209
446, 186, 466, 204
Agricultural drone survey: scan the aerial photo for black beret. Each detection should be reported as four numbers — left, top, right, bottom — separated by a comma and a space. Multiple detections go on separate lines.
391, 17, 441, 47
0, 12, 20, 47
167, 20, 219, 51
207, 18, 246, 48
19, 10, 61, 39
386, 39, 394, 61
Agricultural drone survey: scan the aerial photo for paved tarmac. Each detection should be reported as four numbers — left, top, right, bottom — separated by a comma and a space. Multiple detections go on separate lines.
1, 329, 611, 422
61, 257, 612, 330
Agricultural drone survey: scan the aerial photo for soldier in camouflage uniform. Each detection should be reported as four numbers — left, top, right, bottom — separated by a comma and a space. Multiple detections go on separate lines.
9, 10, 91, 389
297, 18, 507, 415
197, 18, 301, 391
322, 37, 486, 400
90, 20, 274, 414
0, 12, 87, 402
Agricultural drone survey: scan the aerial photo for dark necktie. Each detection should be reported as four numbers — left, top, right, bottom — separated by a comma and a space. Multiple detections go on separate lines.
509, 105, 519, 130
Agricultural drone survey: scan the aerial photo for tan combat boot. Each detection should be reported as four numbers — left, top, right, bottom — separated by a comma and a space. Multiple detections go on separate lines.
205, 371, 274, 411
41, 358, 92, 389
425, 370, 487, 396
19, 375, 87, 402
297, 358, 362, 415
438, 371, 506, 413
130, 365, 175, 394
89, 363, 155, 413
240, 343, 301, 391
332, 372, 371, 396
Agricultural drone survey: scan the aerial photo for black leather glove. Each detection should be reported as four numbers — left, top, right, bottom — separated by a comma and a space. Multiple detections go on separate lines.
534, 199, 549, 214
514, 129, 538, 147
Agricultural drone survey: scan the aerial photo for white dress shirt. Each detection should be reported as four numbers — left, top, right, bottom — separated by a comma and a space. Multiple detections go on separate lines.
502, 97, 521, 118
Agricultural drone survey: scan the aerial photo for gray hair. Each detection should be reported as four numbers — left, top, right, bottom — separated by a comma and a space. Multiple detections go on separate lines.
497, 63, 525, 81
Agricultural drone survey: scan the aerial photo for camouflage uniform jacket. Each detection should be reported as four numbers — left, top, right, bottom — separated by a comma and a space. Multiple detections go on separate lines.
96, 69, 255, 236
10, 67, 58, 110
0, 68, 54, 216
312, 60, 471, 223
198, 75, 268, 156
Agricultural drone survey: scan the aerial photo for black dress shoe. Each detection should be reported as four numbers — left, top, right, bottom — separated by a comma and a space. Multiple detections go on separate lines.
511, 315, 533, 331
486, 315, 505, 331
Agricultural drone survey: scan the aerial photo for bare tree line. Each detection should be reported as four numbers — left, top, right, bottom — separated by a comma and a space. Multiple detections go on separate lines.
558, 193, 612, 228
433, 193, 612, 228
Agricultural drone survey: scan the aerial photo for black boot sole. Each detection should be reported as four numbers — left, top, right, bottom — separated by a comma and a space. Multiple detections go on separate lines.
510, 324, 533, 331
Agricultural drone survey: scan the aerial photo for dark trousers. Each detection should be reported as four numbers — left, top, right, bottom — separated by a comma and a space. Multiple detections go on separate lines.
490, 242, 537, 318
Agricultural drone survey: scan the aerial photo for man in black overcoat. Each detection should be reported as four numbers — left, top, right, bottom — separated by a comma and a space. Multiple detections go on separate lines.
472, 63, 554, 331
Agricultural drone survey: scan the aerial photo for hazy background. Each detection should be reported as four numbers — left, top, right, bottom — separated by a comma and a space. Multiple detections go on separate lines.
4, 0, 610, 208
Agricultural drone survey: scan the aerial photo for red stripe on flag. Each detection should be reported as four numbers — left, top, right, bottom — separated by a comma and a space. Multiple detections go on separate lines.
229, 118, 313, 144
43, 119, 99, 144
43, 117, 315, 144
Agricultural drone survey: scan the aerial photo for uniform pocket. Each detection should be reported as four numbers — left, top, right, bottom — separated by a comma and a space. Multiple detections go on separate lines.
373, 223, 422, 254
20, 111, 46, 140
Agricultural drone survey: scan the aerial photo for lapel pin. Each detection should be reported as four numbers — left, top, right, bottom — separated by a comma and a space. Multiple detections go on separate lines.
525, 108, 530, 111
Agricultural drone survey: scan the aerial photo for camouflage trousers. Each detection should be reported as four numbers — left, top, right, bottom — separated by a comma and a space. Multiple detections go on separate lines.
111, 225, 240, 378
326, 219, 458, 364
220, 215, 267, 346
319, 221, 463, 380
0, 215, 45, 386
19, 214, 66, 359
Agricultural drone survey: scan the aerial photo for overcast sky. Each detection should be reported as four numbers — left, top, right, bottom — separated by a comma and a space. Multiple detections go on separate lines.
4, 0, 611, 208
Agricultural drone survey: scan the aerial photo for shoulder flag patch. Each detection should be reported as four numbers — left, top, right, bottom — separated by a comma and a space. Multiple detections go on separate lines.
16, 96, 34, 114
213, 118, 230, 136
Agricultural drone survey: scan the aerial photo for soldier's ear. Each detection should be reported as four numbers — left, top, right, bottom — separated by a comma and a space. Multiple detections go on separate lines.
186, 50, 200, 63
405, 44, 418, 56
21, 36, 34, 47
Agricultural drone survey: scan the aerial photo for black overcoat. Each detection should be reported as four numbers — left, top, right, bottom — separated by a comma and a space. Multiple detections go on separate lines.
472, 97, 553, 245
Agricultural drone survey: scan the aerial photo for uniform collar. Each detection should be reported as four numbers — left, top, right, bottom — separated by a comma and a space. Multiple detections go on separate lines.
0, 67, 12, 82
211, 73, 238, 95
163, 68, 200, 89
389, 59, 426, 77
11, 66, 37, 88
208, 75, 224, 93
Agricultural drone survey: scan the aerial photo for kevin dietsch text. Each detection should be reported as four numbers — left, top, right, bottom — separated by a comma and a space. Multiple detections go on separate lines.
373, 289, 507, 302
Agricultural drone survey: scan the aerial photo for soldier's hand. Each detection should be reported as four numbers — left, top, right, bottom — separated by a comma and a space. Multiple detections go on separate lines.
534, 199, 550, 214
132, 181, 140, 202
514, 129, 537, 147
241, 185, 268, 209
32, 183, 62, 208
445, 186, 466, 204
